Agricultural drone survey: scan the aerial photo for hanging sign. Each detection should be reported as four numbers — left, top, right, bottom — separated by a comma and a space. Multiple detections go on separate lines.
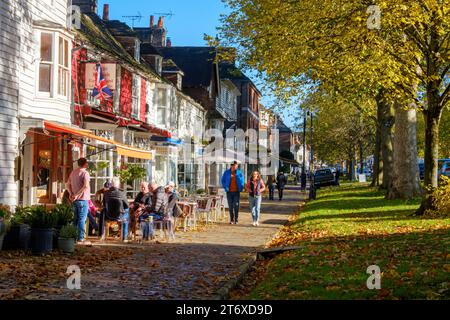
85, 63, 117, 90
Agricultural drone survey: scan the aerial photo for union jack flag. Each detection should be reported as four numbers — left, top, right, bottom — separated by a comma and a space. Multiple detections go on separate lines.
92, 63, 112, 101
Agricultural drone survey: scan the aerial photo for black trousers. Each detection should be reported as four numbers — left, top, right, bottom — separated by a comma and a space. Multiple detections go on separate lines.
278, 187, 285, 200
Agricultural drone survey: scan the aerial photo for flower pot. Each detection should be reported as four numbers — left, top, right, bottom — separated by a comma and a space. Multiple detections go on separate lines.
3, 224, 31, 250
30, 228, 53, 255
58, 237, 75, 253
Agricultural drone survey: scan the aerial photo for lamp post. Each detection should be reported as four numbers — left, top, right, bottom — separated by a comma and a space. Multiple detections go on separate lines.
301, 109, 307, 190
309, 110, 316, 200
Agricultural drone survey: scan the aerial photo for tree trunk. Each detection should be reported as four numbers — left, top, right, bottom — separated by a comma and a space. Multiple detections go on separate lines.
387, 102, 422, 199
416, 108, 442, 214
371, 121, 382, 187
377, 92, 394, 190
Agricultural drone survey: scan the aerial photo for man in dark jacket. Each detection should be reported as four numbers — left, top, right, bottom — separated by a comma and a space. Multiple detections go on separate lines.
276, 171, 287, 201
101, 177, 130, 241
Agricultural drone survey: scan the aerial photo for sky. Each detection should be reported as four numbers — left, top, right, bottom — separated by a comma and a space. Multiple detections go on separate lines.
97, 0, 298, 130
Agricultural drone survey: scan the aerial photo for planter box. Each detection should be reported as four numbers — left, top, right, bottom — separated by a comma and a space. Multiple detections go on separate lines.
30, 228, 53, 255
3, 224, 31, 250
58, 238, 75, 253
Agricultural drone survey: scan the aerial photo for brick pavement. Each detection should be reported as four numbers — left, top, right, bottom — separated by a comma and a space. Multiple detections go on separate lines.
9, 186, 304, 300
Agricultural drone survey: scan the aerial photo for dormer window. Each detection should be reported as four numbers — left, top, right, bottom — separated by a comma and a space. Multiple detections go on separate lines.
134, 38, 141, 62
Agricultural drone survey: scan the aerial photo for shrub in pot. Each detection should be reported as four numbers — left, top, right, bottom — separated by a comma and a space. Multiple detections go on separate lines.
52, 204, 74, 248
27, 206, 57, 256
58, 224, 78, 254
0, 204, 12, 250
3, 206, 32, 251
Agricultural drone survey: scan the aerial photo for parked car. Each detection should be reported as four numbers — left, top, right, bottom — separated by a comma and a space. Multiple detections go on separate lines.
314, 168, 336, 188
418, 162, 425, 180
440, 161, 450, 179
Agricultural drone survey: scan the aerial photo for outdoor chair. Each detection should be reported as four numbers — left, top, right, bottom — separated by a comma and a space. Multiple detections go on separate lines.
197, 197, 214, 224
153, 212, 175, 241
100, 198, 126, 242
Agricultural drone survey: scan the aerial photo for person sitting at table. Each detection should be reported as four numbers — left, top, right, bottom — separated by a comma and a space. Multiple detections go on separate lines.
129, 182, 151, 240
94, 181, 112, 211
100, 177, 130, 242
165, 182, 180, 218
139, 181, 167, 241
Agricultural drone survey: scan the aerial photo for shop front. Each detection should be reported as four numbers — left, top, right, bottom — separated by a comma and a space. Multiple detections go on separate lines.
20, 121, 152, 206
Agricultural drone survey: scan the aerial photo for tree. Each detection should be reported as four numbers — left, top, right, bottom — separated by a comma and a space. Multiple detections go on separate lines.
220, 0, 448, 205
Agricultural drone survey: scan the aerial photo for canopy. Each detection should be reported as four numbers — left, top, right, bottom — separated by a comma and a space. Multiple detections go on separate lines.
44, 121, 152, 160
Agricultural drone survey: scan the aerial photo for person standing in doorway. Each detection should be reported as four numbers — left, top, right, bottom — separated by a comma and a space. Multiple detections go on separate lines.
66, 158, 91, 245
266, 175, 276, 200
276, 171, 287, 201
245, 171, 266, 226
221, 161, 245, 224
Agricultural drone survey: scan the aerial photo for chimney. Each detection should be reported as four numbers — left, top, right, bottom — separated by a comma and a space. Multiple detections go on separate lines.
103, 4, 109, 20
150, 15, 155, 28
166, 37, 172, 48
157, 16, 164, 28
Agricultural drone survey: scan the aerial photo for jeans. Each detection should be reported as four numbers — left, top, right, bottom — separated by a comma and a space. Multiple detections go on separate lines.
73, 200, 89, 241
268, 186, 275, 200
119, 208, 130, 240
88, 212, 99, 231
139, 213, 158, 240
249, 195, 262, 223
226, 192, 240, 222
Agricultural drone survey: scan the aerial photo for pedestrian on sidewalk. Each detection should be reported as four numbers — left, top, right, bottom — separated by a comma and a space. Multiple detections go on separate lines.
245, 171, 266, 226
276, 171, 287, 201
266, 175, 276, 200
66, 158, 91, 245
221, 161, 245, 224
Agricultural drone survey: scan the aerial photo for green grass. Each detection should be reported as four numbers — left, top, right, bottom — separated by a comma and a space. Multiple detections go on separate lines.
247, 183, 450, 300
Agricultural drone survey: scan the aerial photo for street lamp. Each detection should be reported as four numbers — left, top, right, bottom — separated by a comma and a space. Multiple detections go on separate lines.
301, 109, 307, 191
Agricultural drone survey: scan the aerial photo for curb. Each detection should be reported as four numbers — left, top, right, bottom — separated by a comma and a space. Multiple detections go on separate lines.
211, 254, 258, 300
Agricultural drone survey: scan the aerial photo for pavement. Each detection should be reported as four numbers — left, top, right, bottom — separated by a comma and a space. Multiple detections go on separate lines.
3, 186, 304, 300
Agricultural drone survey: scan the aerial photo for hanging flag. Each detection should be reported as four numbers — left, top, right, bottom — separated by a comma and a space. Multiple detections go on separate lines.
92, 63, 112, 101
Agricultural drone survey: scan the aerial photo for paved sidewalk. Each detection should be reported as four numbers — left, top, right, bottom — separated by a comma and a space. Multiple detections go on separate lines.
21, 186, 304, 300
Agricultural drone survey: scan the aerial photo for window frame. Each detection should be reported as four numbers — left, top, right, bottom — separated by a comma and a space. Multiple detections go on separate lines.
35, 28, 72, 101
131, 74, 141, 118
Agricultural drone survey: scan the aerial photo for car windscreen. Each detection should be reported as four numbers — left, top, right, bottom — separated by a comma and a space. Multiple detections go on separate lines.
315, 170, 331, 176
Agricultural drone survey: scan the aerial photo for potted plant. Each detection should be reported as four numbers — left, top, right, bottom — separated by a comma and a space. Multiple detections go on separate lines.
58, 224, 78, 253
27, 206, 57, 255
3, 206, 31, 251
0, 204, 12, 250
52, 204, 74, 248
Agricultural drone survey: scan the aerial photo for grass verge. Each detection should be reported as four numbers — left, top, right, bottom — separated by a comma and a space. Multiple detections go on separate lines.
236, 183, 450, 300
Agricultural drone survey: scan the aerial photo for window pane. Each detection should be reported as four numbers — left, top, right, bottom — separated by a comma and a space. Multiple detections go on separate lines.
39, 64, 51, 92
59, 37, 63, 66
157, 108, 166, 125
58, 67, 68, 96
64, 39, 68, 67
40, 33, 53, 62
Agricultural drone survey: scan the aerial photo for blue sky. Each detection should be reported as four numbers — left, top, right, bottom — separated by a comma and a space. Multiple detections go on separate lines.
97, 0, 297, 129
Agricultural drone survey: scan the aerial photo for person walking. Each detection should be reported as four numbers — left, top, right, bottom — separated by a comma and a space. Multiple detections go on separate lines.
66, 158, 91, 245
245, 171, 266, 226
276, 171, 287, 201
221, 161, 245, 224
266, 175, 276, 200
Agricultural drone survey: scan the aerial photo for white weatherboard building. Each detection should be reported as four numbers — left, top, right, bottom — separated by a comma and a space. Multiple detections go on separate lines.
0, 0, 74, 207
